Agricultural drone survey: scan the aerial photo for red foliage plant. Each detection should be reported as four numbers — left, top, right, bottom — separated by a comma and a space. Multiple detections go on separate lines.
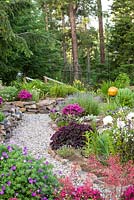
87, 155, 134, 199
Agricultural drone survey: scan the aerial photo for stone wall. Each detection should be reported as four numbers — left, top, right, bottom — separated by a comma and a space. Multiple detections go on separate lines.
0, 98, 64, 143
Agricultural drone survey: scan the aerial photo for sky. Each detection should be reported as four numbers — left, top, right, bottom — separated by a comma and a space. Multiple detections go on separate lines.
90, 0, 113, 28
102, 0, 113, 11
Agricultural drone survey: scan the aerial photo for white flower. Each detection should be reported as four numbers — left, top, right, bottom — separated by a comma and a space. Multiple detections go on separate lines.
103, 115, 113, 126
117, 118, 125, 129
126, 112, 134, 121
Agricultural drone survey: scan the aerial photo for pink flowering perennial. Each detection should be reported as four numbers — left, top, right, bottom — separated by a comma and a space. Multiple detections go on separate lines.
62, 103, 84, 116
18, 90, 32, 100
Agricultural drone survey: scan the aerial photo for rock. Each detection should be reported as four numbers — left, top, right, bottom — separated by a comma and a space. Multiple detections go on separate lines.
20, 107, 26, 113
25, 104, 37, 109
14, 101, 24, 108
23, 101, 36, 106
37, 99, 56, 107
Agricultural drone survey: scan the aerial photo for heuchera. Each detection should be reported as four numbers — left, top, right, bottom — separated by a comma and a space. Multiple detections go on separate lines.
50, 122, 93, 150
0, 96, 3, 104
18, 90, 32, 100
62, 104, 84, 116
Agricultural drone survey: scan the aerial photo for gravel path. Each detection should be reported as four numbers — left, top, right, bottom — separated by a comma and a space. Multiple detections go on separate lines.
7, 113, 111, 197
8, 113, 74, 177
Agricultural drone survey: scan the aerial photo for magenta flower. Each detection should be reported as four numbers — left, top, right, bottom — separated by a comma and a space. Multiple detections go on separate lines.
31, 192, 37, 197
0, 96, 3, 104
18, 90, 32, 100
28, 178, 36, 184
62, 104, 84, 116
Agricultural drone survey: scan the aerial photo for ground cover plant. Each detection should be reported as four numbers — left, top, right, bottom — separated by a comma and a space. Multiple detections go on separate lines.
0, 86, 18, 101
50, 122, 93, 150
0, 144, 59, 199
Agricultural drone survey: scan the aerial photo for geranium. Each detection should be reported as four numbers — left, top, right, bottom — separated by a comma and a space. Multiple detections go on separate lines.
18, 90, 32, 100
0, 96, 3, 104
62, 103, 84, 116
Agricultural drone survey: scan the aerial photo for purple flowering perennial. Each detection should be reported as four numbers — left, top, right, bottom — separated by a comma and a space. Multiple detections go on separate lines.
62, 103, 84, 116
18, 90, 32, 100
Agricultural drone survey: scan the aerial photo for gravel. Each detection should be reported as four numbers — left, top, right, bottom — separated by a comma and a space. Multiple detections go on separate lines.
8, 113, 74, 177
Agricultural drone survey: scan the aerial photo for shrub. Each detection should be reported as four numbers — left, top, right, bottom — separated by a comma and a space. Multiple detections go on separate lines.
115, 73, 130, 88
62, 103, 84, 116
50, 122, 93, 150
115, 88, 134, 107
49, 84, 78, 97
18, 90, 32, 100
64, 93, 100, 115
21, 79, 51, 98
0, 144, 59, 199
0, 112, 5, 122
0, 86, 18, 101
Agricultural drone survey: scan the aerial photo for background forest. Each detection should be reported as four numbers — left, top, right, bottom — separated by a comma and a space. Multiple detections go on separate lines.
0, 0, 134, 86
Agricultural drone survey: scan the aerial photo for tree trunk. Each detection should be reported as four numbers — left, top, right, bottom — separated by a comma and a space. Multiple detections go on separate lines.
87, 48, 91, 82
61, 11, 67, 80
68, 3, 80, 80
97, 0, 105, 64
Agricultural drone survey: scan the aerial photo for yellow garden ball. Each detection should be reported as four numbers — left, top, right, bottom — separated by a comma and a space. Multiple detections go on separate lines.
108, 86, 118, 97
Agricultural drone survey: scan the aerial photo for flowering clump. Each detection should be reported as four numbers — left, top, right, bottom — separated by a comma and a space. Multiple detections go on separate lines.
62, 103, 84, 116
121, 185, 134, 200
0, 144, 59, 199
55, 176, 104, 200
0, 96, 3, 104
18, 90, 32, 100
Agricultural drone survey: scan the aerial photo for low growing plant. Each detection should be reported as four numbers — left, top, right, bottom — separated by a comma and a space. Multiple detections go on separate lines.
0, 86, 18, 101
0, 111, 5, 122
50, 122, 93, 150
56, 146, 76, 159
0, 144, 59, 199
115, 88, 134, 107
64, 92, 100, 115
49, 84, 78, 97
62, 103, 84, 116
55, 176, 104, 200
18, 90, 32, 100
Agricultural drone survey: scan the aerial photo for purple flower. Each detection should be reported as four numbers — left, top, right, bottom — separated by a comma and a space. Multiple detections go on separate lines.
44, 175, 48, 179
22, 147, 28, 155
28, 178, 36, 184
42, 197, 48, 200
44, 161, 49, 165
18, 90, 32, 100
7, 146, 13, 152
10, 166, 16, 171
0, 190, 4, 195
38, 169, 43, 173
0, 96, 3, 104
2, 186, 5, 191
31, 192, 37, 197
7, 181, 11, 186
2, 152, 8, 159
